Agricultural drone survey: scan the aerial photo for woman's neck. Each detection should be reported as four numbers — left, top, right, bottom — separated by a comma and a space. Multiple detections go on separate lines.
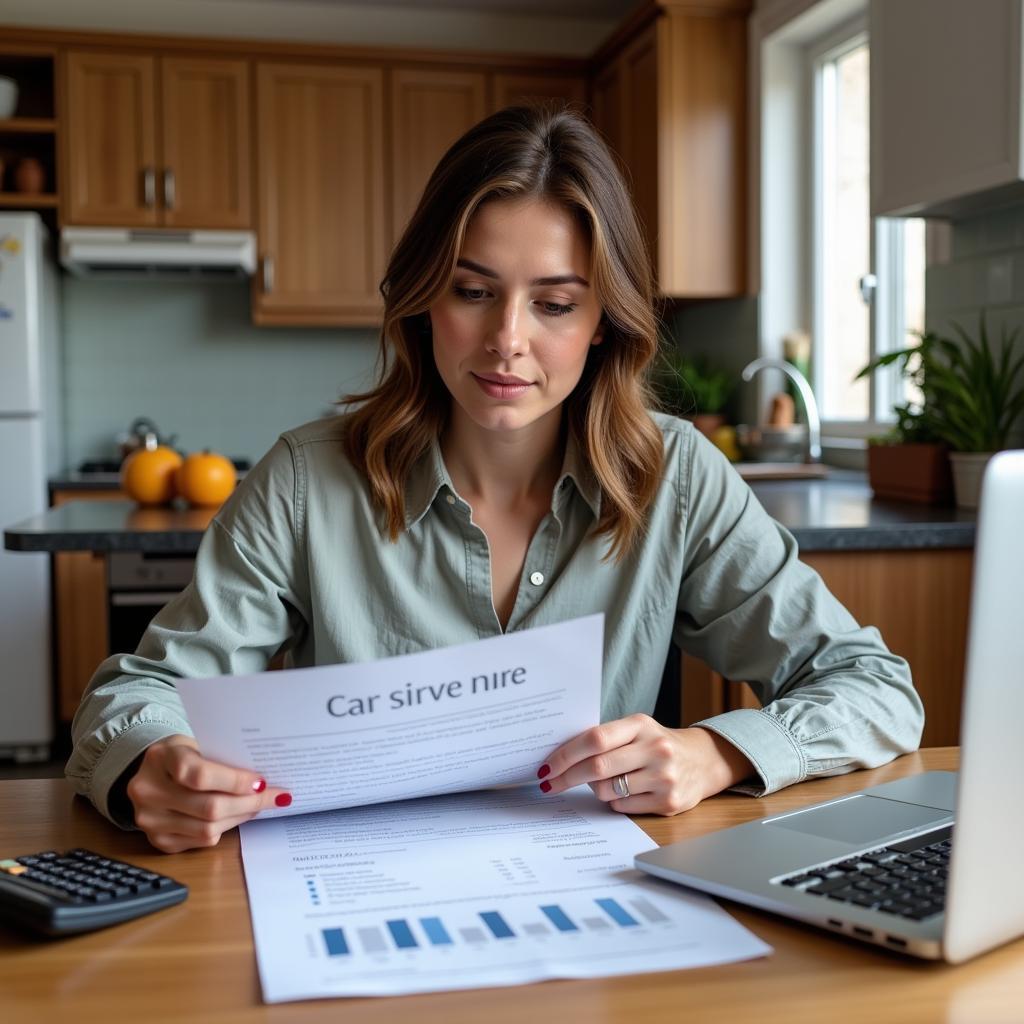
440, 407, 564, 511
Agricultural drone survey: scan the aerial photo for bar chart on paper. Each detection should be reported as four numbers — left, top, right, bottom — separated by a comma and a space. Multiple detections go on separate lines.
240, 789, 772, 1001
318, 893, 675, 961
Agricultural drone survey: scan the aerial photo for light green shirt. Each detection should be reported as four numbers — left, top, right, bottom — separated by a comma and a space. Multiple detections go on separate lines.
68, 412, 924, 827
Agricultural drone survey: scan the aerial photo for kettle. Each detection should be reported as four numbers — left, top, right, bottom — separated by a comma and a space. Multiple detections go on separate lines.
116, 417, 179, 462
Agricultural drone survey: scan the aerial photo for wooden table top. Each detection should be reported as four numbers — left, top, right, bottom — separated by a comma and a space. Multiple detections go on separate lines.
2, 748, 1022, 1023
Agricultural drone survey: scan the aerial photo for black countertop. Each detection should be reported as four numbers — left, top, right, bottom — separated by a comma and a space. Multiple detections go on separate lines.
5, 470, 976, 555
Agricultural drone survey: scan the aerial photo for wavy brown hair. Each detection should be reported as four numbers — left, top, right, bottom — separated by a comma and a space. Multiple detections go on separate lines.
342, 104, 664, 561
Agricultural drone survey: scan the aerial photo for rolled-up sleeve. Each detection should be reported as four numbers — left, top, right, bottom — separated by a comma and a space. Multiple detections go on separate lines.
65, 437, 309, 827
674, 430, 925, 796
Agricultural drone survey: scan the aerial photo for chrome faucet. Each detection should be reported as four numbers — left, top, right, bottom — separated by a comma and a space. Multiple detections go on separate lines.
741, 357, 822, 463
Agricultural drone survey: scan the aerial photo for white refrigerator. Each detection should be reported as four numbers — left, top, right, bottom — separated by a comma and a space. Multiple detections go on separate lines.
0, 212, 63, 760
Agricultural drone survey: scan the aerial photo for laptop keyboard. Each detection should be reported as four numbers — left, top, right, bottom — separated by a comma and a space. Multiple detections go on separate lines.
775, 824, 952, 922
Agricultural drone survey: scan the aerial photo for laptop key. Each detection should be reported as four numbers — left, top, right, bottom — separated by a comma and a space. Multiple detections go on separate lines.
805, 877, 852, 895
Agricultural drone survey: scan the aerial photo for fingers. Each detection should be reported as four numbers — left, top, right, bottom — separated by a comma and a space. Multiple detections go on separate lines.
129, 736, 291, 854
539, 714, 652, 795
161, 742, 267, 797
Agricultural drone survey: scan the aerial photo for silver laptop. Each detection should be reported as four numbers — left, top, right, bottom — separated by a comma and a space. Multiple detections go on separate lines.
637, 449, 1024, 963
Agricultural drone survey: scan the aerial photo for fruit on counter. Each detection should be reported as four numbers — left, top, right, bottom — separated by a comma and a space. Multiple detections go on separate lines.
710, 424, 741, 462
120, 444, 183, 506
174, 449, 237, 507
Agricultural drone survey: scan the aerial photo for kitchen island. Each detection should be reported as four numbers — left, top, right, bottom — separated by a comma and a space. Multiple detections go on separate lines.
4, 471, 975, 748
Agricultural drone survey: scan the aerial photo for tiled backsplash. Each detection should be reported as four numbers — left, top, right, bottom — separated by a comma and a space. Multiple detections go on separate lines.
927, 202, 1024, 341
60, 278, 380, 470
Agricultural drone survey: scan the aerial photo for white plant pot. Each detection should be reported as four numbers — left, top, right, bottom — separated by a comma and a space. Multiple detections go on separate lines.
948, 451, 994, 509
0, 77, 18, 119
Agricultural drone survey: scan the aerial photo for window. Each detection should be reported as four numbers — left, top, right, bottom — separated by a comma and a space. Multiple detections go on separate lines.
809, 19, 926, 432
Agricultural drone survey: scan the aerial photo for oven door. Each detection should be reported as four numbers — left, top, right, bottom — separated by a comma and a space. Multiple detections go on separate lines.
107, 552, 195, 656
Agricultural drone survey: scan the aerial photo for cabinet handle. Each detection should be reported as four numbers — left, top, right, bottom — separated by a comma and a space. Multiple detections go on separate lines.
163, 168, 176, 210
142, 167, 156, 208
262, 256, 275, 294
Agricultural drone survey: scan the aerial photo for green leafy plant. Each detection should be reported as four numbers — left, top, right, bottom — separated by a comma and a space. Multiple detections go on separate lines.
649, 344, 734, 416
855, 314, 1024, 452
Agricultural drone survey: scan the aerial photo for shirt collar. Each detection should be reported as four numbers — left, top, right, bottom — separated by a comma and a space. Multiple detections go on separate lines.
403, 429, 602, 529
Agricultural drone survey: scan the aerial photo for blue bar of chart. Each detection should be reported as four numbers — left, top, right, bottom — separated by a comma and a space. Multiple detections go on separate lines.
386, 919, 418, 949
540, 904, 579, 932
321, 895, 672, 961
596, 898, 640, 927
322, 928, 349, 957
420, 917, 453, 946
480, 911, 515, 939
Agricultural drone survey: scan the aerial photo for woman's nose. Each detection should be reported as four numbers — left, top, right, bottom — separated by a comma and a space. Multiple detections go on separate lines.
486, 300, 527, 359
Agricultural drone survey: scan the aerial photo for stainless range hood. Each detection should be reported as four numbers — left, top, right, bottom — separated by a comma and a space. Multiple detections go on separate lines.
59, 227, 257, 279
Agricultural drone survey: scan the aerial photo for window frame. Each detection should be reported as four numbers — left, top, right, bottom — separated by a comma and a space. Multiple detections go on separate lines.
806, 14, 916, 439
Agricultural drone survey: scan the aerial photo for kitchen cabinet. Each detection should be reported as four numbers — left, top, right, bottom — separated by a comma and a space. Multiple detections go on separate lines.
254, 63, 387, 326
0, 46, 60, 218
389, 68, 488, 246
681, 548, 973, 749
50, 488, 122, 722
491, 72, 587, 110
65, 51, 251, 228
870, 0, 1024, 218
589, 3, 749, 297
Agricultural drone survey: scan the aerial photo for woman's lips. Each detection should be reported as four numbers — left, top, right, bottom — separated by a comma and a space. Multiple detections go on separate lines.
471, 373, 534, 399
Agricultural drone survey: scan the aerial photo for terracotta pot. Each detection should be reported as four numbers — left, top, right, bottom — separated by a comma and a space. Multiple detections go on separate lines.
13, 156, 45, 194
867, 443, 954, 504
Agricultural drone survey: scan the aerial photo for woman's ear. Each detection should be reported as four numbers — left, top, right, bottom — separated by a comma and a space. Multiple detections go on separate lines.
590, 316, 607, 347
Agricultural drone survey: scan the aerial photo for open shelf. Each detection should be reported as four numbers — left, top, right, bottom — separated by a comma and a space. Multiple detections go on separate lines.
0, 192, 60, 208
0, 118, 57, 134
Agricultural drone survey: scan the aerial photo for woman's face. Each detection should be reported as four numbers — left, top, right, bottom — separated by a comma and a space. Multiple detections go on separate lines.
429, 196, 604, 439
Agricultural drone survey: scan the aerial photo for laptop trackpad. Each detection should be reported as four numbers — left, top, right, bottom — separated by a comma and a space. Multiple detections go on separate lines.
765, 794, 950, 846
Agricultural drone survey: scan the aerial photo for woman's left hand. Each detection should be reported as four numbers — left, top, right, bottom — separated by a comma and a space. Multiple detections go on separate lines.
537, 715, 755, 816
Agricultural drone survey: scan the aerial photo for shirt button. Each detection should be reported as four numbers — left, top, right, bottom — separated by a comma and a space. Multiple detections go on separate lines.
446, 494, 456, 505
529, 571, 545, 586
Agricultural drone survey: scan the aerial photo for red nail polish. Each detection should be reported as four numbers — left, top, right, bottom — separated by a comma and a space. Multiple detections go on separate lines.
539, 781, 552, 793
537, 764, 551, 779
275, 793, 292, 807
252, 779, 266, 793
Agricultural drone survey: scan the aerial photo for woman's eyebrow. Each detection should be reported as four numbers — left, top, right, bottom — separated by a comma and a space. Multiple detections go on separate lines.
456, 258, 590, 288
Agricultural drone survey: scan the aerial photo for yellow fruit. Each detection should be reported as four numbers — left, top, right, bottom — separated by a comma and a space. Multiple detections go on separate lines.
175, 449, 237, 507
710, 425, 742, 462
120, 446, 183, 506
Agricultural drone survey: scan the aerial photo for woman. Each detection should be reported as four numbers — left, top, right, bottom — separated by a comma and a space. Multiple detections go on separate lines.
67, 106, 924, 853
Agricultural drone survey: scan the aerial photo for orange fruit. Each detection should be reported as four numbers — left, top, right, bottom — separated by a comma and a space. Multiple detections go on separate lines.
175, 449, 237, 508
120, 446, 184, 506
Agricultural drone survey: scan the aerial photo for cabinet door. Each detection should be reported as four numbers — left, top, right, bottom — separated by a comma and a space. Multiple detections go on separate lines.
255, 63, 387, 325
389, 68, 487, 246
65, 52, 158, 226
492, 72, 587, 111
870, 0, 1022, 217
616, 25, 660, 273
51, 490, 120, 722
160, 57, 252, 229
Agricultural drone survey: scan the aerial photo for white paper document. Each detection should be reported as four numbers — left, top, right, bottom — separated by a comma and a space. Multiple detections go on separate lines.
177, 615, 603, 818
239, 787, 773, 1002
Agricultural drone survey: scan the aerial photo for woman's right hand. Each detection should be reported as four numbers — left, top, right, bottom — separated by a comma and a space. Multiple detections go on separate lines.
127, 734, 291, 853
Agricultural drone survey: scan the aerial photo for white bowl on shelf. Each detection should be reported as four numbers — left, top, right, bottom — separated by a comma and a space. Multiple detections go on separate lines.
0, 77, 18, 119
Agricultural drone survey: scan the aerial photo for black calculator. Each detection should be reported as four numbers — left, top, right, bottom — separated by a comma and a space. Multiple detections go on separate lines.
0, 848, 188, 937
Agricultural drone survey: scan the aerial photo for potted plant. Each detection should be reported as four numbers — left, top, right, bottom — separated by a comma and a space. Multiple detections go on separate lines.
857, 314, 1024, 507
649, 343, 734, 438
855, 333, 954, 504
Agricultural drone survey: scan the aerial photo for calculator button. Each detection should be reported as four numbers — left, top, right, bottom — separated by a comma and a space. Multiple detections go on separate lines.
152, 877, 174, 890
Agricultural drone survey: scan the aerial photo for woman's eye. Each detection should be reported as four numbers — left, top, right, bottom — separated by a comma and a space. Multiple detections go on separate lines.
540, 301, 576, 317
454, 285, 489, 302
